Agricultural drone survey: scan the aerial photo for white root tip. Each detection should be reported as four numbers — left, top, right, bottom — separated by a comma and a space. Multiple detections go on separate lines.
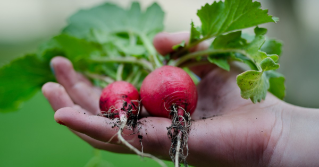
175, 131, 182, 167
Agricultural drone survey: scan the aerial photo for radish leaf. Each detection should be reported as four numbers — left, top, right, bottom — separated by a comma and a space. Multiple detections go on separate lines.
63, 2, 164, 43
208, 57, 230, 71
189, 21, 201, 43
197, 0, 277, 37
261, 39, 283, 56
266, 70, 286, 99
0, 54, 55, 112
237, 57, 279, 103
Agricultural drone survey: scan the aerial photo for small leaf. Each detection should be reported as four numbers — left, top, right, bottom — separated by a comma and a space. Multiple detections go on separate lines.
236, 57, 279, 103
267, 54, 279, 63
212, 31, 244, 49
261, 39, 283, 56
189, 21, 201, 43
231, 53, 258, 70
237, 71, 268, 103
254, 27, 268, 36
272, 17, 279, 23
260, 57, 279, 71
266, 70, 286, 99
208, 56, 230, 71
172, 41, 186, 50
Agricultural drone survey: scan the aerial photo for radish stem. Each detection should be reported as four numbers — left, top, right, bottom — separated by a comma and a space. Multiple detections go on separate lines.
131, 71, 142, 86
125, 66, 139, 83
84, 72, 114, 84
116, 64, 124, 81
139, 33, 162, 69
174, 48, 247, 67
90, 57, 154, 72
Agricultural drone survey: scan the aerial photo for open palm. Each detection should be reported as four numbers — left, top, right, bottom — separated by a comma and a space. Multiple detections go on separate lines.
42, 32, 318, 167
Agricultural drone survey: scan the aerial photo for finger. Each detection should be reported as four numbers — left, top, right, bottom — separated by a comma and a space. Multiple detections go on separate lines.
153, 32, 190, 55
153, 32, 214, 78
189, 64, 218, 79
76, 73, 102, 95
42, 82, 74, 111
42, 87, 126, 153
50, 56, 100, 114
50, 103, 129, 153
153, 32, 210, 55
55, 107, 172, 159
67, 106, 129, 154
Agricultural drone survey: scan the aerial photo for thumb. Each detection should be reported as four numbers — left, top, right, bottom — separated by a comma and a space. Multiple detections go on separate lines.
153, 32, 190, 56
153, 32, 216, 78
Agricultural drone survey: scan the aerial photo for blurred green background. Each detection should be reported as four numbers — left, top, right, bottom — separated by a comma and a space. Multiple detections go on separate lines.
1, 0, 319, 166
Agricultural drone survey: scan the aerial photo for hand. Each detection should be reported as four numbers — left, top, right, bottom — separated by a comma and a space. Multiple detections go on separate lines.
42, 32, 319, 167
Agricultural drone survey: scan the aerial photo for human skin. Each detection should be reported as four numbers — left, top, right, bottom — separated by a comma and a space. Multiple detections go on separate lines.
42, 32, 319, 167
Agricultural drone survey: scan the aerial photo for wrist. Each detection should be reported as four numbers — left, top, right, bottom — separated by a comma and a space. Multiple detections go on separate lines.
267, 103, 319, 166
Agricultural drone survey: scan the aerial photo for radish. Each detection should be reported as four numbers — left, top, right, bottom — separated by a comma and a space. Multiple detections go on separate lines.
140, 66, 198, 166
99, 81, 140, 122
99, 81, 166, 167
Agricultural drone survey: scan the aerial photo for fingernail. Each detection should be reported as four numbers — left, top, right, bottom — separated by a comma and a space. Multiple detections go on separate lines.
57, 120, 65, 126
50, 62, 55, 75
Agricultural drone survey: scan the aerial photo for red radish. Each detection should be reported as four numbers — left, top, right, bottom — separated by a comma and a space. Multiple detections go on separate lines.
140, 65, 198, 166
99, 81, 166, 167
99, 81, 140, 121
140, 65, 197, 118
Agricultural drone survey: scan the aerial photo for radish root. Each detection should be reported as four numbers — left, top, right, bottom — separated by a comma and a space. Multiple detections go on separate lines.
167, 105, 191, 167
102, 101, 167, 167
117, 117, 167, 167
175, 131, 182, 167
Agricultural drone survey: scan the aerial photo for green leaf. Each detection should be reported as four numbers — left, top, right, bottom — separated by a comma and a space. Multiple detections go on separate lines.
260, 57, 280, 71
63, 2, 164, 42
266, 70, 286, 99
211, 27, 280, 70
62, 2, 164, 69
237, 68, 285, 103
114, 42, 146, 56
212, 31, 246, 49
0, 54, 55, 112
267, 54, 279, 63
243, 27, 280, 70
244, 29, 268, 65
172, 41, 186, 50
189, 21, 201, 43
237, 70, 268, 103
231, 53, 258, 70
197, 0, 277, 37
38, 34, 124, 85
261, 39, 283, 56
40, 34, 103, 62
254, 27, 268, 36
139, 3, 165, 35
236, 57, 279, 103
208, 56, 230, 71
